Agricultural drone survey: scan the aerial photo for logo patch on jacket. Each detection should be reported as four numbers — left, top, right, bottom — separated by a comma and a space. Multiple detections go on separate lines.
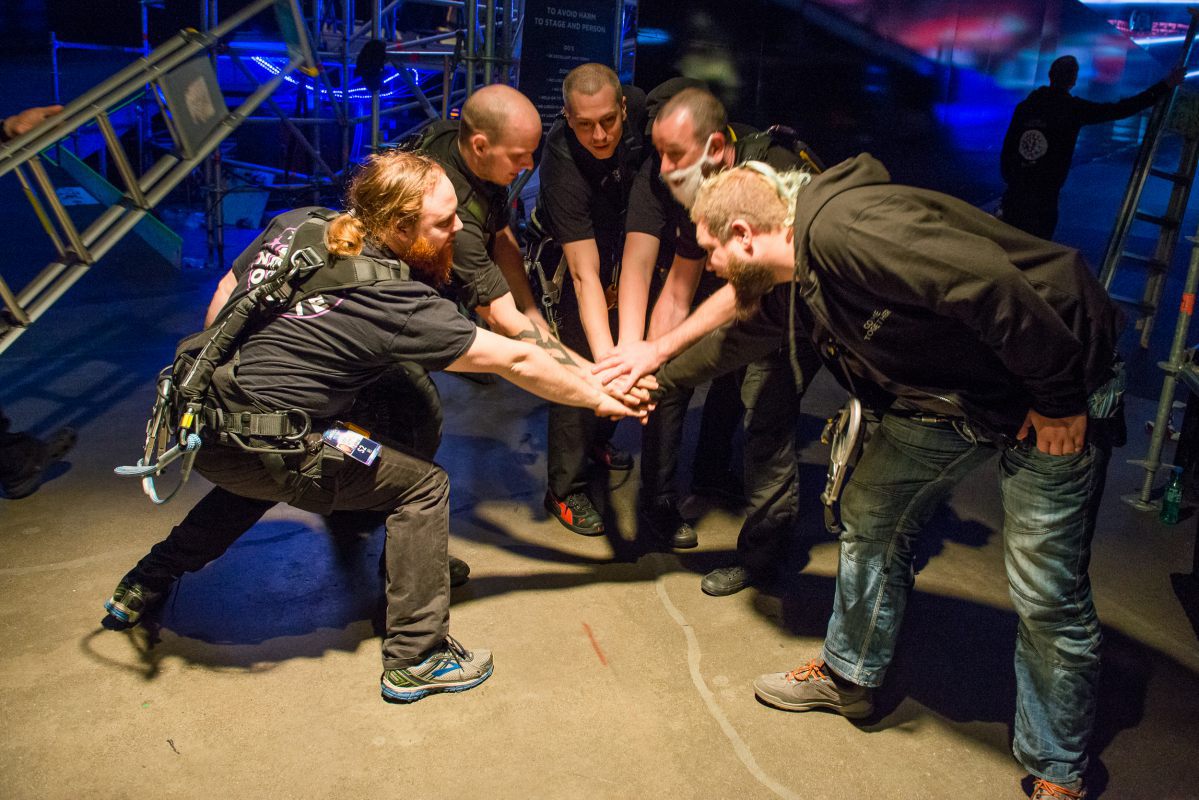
863, 309, 891, 341
1018, 129, 1049, 163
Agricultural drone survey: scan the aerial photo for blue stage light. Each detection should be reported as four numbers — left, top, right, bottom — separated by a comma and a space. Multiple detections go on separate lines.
248, 55, 438, 102
636, 28, 672, 45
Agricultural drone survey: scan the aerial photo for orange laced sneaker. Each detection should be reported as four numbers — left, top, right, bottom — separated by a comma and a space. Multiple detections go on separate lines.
1030, 779, 1085, 800
753, 658, 874, 718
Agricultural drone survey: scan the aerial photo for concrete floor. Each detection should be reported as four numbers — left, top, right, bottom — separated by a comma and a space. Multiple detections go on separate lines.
1, 64, 1198, 794
3, 257, 1199, 799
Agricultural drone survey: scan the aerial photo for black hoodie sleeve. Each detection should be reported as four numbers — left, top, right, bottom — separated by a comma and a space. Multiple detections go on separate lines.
1070, 80, 1169, 127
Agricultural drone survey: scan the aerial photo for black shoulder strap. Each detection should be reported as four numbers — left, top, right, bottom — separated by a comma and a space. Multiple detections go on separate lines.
738, 130, 774, 163
278, 214, 410, 307
394, 120, 441, 153
766, 125, 825, 173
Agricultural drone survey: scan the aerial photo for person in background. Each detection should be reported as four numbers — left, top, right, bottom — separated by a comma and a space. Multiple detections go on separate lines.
1000, 56, 1183, 240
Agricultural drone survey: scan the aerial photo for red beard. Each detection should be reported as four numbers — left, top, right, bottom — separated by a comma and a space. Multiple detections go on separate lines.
401, 236, 455, 288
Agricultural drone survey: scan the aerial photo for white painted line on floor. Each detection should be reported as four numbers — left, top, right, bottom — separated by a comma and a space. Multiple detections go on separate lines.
651, 556, 801, 800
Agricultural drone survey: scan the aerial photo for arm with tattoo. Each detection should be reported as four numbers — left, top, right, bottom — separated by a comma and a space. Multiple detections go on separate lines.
512, 320, 577, 367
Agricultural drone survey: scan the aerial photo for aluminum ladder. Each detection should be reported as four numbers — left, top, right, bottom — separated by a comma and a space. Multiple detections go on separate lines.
1099, 8, 1199, 348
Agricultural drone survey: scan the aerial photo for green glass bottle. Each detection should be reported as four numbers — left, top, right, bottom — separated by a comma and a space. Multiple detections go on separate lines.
1160, 466, 1184, 525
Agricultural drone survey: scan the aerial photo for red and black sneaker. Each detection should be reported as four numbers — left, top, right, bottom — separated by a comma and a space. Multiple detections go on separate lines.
544, 490, 605, 536
589, 441, 633, 471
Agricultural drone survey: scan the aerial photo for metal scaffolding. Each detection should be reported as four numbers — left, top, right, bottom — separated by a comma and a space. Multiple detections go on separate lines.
1, 0, 638, 353
0, 0, 317, 356
191, 0, 527, 265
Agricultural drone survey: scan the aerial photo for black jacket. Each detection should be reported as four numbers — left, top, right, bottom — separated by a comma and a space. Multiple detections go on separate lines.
657, 154, 1121, 442
1001, 81, 1168, 197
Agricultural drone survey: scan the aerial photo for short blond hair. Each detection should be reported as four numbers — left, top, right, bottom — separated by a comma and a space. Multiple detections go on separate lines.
691, 167, 791, 243
562, 63, 623, 111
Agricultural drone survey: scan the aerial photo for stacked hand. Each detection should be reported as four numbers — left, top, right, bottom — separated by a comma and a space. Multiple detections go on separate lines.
594, 374, 659, 422
592, 340, 664, 395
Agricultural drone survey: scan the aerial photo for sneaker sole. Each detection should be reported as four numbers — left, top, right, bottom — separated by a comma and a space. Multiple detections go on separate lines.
552, 518, 605, 536
380, 663, 494, 703
754, 688, 873, 719
104, 598, 137, 625
591, 457, 633, 472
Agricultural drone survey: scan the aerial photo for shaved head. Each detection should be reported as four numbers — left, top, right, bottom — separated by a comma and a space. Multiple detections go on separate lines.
458, 84, 542, 185
656, 87, 727, 144
460, 84, 541, 146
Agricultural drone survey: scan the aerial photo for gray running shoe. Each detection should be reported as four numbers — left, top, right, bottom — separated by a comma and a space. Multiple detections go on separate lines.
381, 636, 493, 703
753, 659, 873, 718
104, 579, 165, 626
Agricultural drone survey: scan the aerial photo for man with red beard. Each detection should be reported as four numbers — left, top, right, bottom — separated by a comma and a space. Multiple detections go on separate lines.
103, 150, 645, 702
203, 160, 472, 585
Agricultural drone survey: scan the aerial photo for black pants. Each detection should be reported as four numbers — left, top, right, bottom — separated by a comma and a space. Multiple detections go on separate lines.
643, 343, 819, 570
640, 371, 743, 506
128, 439, 451, 669
546, 277, 618, 498
735, 346, 816, 574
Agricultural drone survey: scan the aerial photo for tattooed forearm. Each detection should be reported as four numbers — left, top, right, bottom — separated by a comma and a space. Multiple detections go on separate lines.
514, 323, 577, 367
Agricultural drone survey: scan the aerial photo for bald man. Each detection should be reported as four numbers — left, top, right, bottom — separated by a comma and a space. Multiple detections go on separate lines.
417, 85, 556, 344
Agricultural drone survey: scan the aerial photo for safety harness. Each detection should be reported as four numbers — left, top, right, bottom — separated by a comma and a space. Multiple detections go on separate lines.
738, 125, 826, 175
115, 210, 410, 503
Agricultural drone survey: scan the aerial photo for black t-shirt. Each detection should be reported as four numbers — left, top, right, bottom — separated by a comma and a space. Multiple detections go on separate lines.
419, 121, 513, 311
225, 208, 478, 420
625, 126, 809, 299
535, 85, 648, 271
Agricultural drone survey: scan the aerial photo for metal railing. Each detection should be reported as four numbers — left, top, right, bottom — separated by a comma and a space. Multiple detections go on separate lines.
0, 0, 317, 355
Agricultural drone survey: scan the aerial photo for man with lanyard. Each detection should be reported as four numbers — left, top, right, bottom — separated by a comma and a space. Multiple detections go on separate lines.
102, 150, 645, 702
673, 158, 1123, 800
535, 63, 647, 535
595, 87, 823, 593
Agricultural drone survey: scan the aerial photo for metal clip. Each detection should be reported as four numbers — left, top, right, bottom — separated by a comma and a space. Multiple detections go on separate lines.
289, 246, 325, 276
820, 397, 866, 532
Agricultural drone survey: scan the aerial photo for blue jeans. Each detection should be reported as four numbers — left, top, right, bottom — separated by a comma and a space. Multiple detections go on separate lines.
822, 413, 1110, 787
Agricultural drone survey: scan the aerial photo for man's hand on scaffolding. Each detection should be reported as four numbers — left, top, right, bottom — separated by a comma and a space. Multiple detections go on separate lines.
2, 105, 65, 141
